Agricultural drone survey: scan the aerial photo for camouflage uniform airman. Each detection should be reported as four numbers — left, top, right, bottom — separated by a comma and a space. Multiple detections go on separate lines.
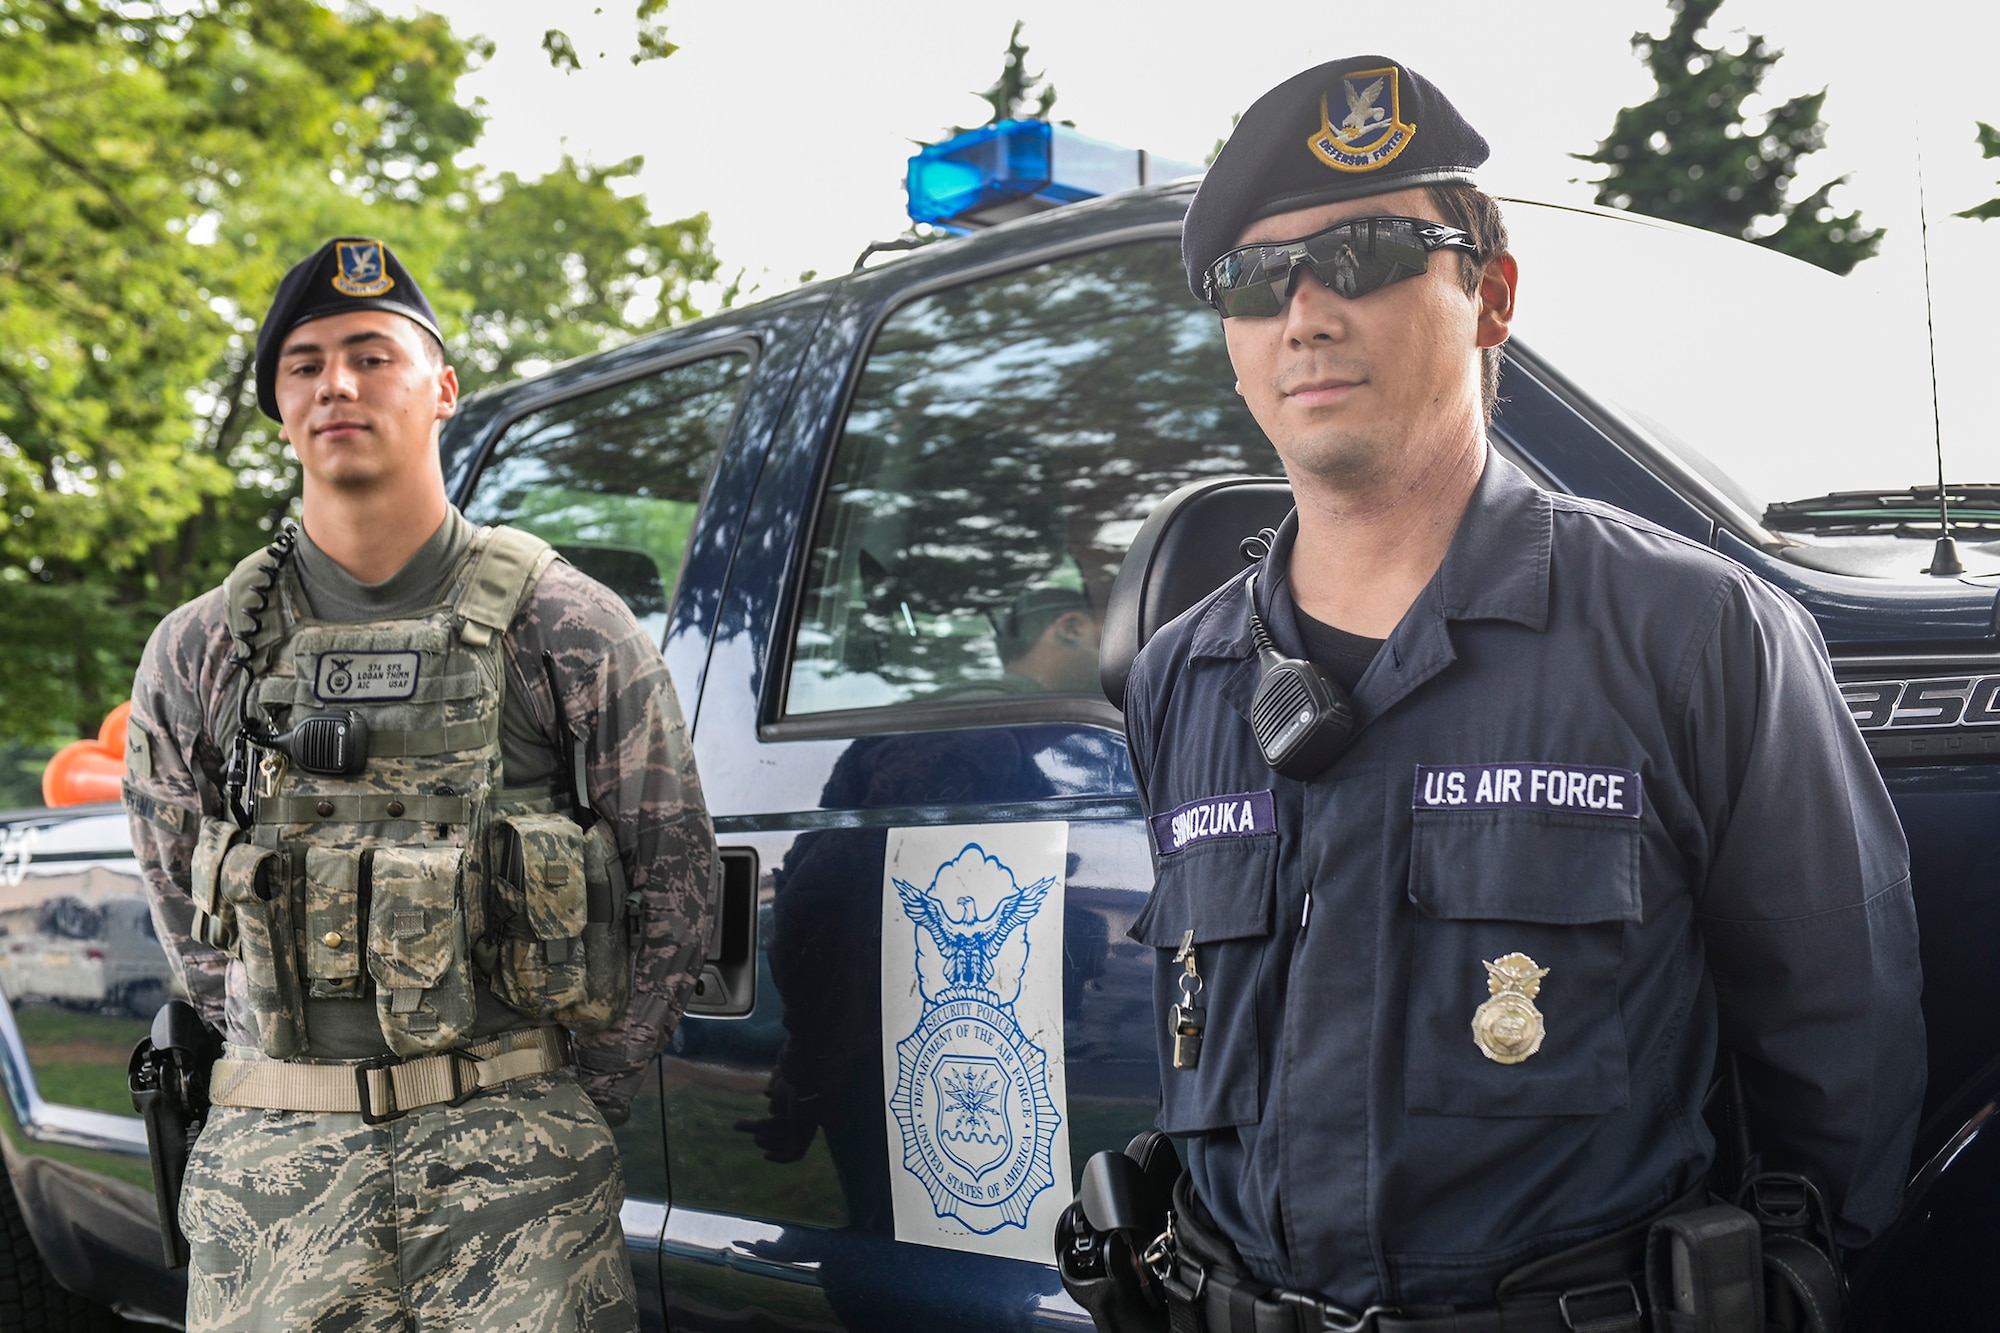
123, 237, 713, 1333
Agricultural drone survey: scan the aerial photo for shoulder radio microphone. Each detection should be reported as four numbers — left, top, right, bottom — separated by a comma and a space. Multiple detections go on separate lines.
1244, 571, 1358, 781
260, 710, 370, 777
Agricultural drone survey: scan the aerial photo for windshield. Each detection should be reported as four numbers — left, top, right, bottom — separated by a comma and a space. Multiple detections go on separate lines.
1503, 201, 1945, 527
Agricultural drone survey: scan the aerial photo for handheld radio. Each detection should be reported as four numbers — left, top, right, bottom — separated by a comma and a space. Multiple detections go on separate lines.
1244, 570, 1358, 781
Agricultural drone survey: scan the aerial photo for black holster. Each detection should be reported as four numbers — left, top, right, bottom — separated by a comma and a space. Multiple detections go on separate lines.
1057, 1131, 1181, 1333
1736, 1174, 1846, 1333
127, 1000, 222, 1269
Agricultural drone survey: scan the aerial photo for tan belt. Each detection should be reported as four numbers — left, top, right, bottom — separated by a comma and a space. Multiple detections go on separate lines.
210, 1027, 570, 1124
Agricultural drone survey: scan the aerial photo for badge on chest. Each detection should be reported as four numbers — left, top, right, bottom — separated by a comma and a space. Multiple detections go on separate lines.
1472, 952, 1548, 1064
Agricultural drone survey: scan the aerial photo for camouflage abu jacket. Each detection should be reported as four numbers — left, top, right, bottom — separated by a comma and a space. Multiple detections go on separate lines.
122, 525, 716, 1121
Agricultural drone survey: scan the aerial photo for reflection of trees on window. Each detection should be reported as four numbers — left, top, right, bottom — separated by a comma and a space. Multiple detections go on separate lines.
789, 241, 1275, 716
466, 354, 751, 644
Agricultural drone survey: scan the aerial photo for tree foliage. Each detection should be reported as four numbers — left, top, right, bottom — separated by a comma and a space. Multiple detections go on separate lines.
1575, 0, 1880, 274
1954, 121, 2000, 221
979, 20, 1057, 125
0, 0, 716, 750
543, 0, 676, 75
946, 20, 1068, 138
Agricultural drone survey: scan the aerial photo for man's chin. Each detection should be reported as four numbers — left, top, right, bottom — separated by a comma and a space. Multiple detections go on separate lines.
1276, 433, 1392, 489
303, 466, 394, 498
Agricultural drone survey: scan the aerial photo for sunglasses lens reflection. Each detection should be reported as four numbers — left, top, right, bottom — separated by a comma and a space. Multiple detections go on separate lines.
1210, 218, 1453, 316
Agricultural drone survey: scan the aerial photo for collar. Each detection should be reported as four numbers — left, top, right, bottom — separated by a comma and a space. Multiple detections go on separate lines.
1185, 449, 1551, 661
1429, 450, 1552, 631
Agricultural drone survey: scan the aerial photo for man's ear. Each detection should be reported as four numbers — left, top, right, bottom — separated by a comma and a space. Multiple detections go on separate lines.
1475, 252, 1517, 350
436, 364, 460, 420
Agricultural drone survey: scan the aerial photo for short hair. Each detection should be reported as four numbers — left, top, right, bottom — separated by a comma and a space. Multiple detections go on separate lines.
994, 587, 1093, 664
1424, 182, 1509, 425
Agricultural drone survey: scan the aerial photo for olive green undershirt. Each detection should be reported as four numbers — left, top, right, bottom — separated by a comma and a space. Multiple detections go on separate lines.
290, 508, 556, 1057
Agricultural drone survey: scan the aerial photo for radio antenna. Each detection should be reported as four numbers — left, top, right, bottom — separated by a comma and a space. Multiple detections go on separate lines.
1916, 135, 1964, 576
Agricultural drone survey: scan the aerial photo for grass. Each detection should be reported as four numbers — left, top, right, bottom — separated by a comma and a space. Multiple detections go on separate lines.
13, 1005, 151, 1115
13, 1006, 151, 1050
663, 1069, 849, 1228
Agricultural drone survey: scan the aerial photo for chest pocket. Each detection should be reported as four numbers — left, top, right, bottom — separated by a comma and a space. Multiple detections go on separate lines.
1405, 812, 1639, 1117
1130, 833, 1278, 1134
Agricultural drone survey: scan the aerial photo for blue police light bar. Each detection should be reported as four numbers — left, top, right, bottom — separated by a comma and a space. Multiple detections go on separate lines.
907, 120, 1203, 230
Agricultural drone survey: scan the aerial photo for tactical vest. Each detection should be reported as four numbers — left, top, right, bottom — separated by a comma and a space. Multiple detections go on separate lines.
187, 526, 633, 1060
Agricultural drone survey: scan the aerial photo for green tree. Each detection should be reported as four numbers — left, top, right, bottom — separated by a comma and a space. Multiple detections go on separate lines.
0, 0, 715, 754
544, 0, 677, 74
442, 156, 714, 391
1575, 0, 1880, 274
978, 20, 1057, 125
1955, 121, 2000, 220
944, 20, 1069, 138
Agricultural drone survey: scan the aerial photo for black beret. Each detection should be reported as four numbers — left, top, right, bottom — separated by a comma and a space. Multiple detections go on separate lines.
1183, 57, 1489, 302
255, 236, 443, 420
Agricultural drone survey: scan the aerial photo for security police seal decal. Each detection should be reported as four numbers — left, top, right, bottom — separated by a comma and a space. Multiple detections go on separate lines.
881, 822, 1070, 1260
1309, 67, 1417, 173
331, 239, 395, 297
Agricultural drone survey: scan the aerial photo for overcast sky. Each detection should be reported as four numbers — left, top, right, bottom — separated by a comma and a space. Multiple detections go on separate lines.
390, 0, 2000, 461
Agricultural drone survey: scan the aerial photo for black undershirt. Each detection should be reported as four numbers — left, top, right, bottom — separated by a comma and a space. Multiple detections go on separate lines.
1293, 608, 1384, 694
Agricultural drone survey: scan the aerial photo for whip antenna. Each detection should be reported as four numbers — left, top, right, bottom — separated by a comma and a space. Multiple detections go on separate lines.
1916, 136, 1964, 576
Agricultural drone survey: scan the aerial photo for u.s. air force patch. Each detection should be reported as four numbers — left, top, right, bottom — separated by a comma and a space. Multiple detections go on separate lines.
881, 824, 1070, 1260
331, 239, 395, 297
1309, 67, 1417, 173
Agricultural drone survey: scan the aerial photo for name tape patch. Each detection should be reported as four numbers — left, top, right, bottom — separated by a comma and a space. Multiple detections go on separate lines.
1413, 763, 1642, 818
1151, 790, 1275, 856
315, 650, 420, 702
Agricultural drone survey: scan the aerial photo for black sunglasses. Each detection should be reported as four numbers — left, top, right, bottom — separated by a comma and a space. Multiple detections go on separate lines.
1202, 216, 1479, 318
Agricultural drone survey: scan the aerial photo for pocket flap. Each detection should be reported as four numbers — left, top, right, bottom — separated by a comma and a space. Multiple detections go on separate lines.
1130, 835, 1278, 947
367, 845, 462, 989
492, 813, 587, 940
191, 819, 244, 916
1410, 812, 1640, 924
304, 847, 363, 981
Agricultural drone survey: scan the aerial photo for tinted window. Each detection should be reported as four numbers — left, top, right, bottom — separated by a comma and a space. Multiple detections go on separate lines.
788, 241, 1271, 717
466, 352, 752, 644
0, 838, 173, 1118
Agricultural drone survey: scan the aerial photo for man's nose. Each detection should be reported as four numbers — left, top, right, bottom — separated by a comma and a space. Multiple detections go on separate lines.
1280, 267, 1349, 344
317, 362, 358, 400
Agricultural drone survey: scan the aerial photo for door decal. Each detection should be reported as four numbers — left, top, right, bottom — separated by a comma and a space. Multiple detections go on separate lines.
882, 822, 1071, 1260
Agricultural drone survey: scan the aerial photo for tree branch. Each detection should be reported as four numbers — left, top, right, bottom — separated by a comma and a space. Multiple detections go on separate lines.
0, 93, 144, 227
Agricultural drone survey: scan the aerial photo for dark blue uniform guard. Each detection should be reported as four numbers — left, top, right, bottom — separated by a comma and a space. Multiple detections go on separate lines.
1124, 453, 1925, 1310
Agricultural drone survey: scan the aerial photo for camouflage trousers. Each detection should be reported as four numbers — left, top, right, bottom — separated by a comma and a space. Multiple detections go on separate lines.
180, 1066, 636, 1332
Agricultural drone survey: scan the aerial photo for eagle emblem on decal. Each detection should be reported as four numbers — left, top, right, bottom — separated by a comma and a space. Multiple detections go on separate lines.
1309, 67, 1417, 173
888, 844, 1062, 1235
1472, 951, 1549, 1064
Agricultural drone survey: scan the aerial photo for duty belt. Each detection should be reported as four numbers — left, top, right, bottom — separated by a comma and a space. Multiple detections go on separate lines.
1157, 1273, 1643, 1333
209, 1026, 569, 1124
1155, 1177, 1705, 1333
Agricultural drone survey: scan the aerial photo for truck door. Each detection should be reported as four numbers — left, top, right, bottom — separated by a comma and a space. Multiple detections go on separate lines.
666, 232, 1272, 1330
453, 310, 822, 1329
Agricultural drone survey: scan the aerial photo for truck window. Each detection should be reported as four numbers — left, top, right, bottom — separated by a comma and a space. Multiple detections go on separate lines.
786, 240, 1271, 718
464, 351, 753, 644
